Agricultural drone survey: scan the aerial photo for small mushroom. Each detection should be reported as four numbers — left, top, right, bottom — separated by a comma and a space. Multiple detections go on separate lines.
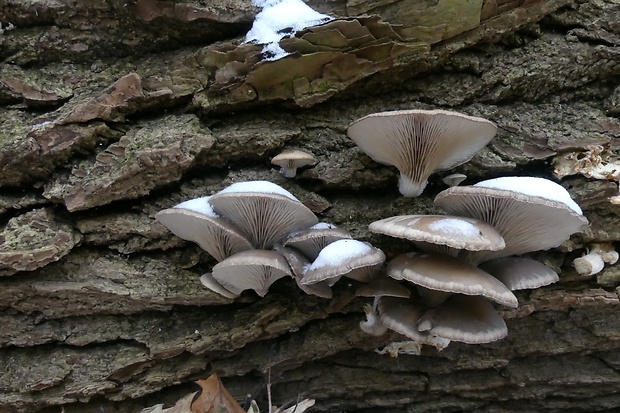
156, 196, 253, 262
271, 149, 316, 178
417, 295, 508, 344
208, 181, 318, 249
442, 173, 467, 187
573, 242, 618, 276
479, 257, 559, 290
302, 239, 385, 285
360, 302, 389, 336
435, 177, 588, 264
211, 250, 292, 297
284, 223, 352, 261
347, 109, 496, 197
386, 252, 518, 308
369, 215, 505, 252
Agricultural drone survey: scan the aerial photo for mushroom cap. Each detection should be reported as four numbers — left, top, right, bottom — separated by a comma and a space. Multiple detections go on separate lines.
479, 257, 559, 291
347, 109, 496, 197
273, 244, 332, 298
386, 252, 518, 308
284, 225, 352, 260
209, 187, 318, 250
442, 173, 467, 187
376, 296, 426, 342
211, 250, 292, 297
369, 215, 505, 252
156, 207, 253, 262
435, 178, 589, 263
355, 277, 411, 298
417, 295, 508, 344
199, 272, 239, 299
271, 149, 316, 178
301, 239, 385, 285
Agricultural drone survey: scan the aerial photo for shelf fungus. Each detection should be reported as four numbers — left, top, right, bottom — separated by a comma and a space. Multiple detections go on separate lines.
347, 109, 496, 197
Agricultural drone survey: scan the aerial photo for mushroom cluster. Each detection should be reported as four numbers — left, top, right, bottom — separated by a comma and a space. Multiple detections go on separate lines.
347, 109, 497, 197
156, 181, 385, 299
359, 176, 588, 352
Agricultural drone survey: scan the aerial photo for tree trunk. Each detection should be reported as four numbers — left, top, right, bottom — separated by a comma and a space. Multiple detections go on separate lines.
1, 0, 620, 412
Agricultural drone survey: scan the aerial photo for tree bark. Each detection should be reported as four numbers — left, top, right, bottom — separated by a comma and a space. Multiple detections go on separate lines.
1, 0, 620, 412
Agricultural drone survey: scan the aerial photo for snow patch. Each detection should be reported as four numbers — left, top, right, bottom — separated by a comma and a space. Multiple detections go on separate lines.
428, 218, 480, 238
244, 0, 333, 61
475, 176, 583, 215
307, 239, 372, 270
311, 222, 337, 229
175, 196, 218, 217
217, 180, 300, 201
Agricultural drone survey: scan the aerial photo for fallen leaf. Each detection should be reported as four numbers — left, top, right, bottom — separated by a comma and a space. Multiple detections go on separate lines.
192, 373, 246, 413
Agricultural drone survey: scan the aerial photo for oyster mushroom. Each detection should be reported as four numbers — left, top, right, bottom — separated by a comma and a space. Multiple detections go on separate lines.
302, 239, 385, 285
387, 252, 518, 308
479, 257, 559, 290
155, 196, 253, 262
573, 242, 619, 276
435, 177, 588, 264
212, 250, 292, 297
271, 149, 316, 178
347, 109, 496, 197
417, 295, 508, 344
208, 181, 318, 249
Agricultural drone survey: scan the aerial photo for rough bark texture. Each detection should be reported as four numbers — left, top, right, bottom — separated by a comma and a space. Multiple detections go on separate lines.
1, 0, 620, 412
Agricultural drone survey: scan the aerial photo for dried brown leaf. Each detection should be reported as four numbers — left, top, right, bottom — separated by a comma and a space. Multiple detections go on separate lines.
192, 373, 246, 413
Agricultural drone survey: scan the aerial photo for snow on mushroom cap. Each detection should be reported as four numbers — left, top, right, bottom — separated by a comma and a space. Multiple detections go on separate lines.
245, 0, 333, 61
307, 239, 373, 270
175, 196, 218, 218
216, 180, 299, 201
475, 176, 582, 215
427, 218, 481, 238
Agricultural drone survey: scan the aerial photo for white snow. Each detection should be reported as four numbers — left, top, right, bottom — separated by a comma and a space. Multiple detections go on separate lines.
307, 239, 372, 270
244, 0, 333, 61
175, 196, 219, 217
475, 176, 583, 215
311, 222, 337, 229
217, 180, 300, 201
428, 218, 480, 238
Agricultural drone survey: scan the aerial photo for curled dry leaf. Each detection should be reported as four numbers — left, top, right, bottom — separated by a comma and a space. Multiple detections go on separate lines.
192, 373, 246, 413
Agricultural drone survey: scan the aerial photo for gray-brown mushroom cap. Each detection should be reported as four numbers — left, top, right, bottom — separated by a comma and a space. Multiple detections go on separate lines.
369, 215, 505, 252
442, 173, 467, 187
347, 109, 497, 197
284, 225, 352, 260
156, 206, 253, 262
355, 277, 411, 298
417, 295, 508, 344
479, 257, 559, 291
209, 190, 318, 250
301, 239, 385, 285
212, 250, 292, 297
271, 149, 316, 178
435, 182, 588, 264
377, 296, 426, 341
387, 252, 518, 308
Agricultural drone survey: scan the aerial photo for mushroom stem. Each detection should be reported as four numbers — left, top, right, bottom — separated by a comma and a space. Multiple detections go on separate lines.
399, 175, 427, 197
573, 242, 618, 276
280, 164, 297, 178
360, 303, 388, 336
417, 286, 451, 307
